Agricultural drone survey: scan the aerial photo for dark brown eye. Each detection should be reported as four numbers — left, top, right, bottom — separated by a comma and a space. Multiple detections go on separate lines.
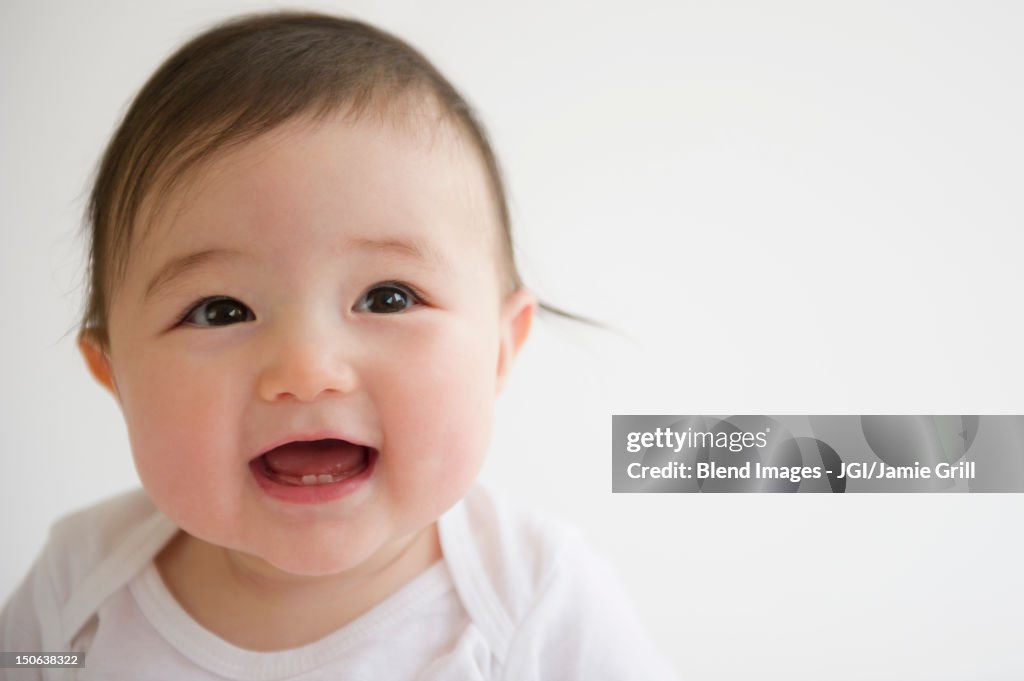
183, 297, 255, 326
359, 284, 417, 314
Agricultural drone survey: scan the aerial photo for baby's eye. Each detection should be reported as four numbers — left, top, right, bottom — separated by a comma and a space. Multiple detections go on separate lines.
181, 296, 255, 327
357, 283, 421, 314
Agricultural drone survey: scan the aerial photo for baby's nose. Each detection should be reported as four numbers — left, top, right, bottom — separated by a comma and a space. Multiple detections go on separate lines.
256, 326, 359, 403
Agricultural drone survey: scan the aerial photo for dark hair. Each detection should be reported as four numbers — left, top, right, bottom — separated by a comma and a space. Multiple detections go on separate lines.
80, 10, 595, 349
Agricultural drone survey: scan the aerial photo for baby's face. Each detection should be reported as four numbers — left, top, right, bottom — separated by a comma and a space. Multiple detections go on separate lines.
85, 110, 532, 576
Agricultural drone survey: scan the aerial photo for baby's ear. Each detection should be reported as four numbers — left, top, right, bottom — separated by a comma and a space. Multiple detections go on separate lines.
77, 330, 120, 401
496, 288, 536, 394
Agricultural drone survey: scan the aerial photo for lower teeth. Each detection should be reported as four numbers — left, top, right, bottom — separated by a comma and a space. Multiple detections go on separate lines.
261, 455, 367, 486
301, 473, 340, 485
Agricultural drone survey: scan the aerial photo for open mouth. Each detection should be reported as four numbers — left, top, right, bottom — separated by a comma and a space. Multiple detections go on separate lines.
255, 439, 373, 487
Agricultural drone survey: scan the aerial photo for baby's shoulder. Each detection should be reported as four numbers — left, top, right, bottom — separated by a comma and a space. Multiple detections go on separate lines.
442, 485, 680, 679
50, 488, 160, 550
35, 489, 177, 645
46, 488, 163, 584
456, 483, 582, 568
440, 484, 603, 634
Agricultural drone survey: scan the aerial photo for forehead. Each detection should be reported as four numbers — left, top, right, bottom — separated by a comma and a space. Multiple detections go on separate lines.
131, 108, 499, 278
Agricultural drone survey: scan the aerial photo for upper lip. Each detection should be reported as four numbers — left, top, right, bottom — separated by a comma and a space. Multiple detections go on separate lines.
254, 430, 374, 460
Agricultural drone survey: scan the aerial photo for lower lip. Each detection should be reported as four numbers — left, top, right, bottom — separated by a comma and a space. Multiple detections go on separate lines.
249, 448, 377, 505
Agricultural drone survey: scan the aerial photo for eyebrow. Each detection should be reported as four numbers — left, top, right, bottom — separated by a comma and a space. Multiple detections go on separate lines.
144, 248, 243, 302
350, 235, 452, 272
143, 236, 450, 302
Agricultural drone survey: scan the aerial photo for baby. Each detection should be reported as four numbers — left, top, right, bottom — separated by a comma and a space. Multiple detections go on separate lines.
1, 11, 678, 680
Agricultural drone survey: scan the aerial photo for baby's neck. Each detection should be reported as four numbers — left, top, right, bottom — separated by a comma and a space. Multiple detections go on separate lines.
154, 523, 442, 651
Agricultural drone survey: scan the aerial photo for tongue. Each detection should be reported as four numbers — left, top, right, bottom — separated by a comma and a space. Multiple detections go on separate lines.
263, 440, 366, 477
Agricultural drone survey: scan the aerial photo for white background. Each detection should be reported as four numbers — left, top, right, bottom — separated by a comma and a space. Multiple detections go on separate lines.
2, 1, 1023, 678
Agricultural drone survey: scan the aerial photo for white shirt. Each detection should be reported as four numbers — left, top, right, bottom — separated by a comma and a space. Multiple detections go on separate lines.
1, 485, 679, 680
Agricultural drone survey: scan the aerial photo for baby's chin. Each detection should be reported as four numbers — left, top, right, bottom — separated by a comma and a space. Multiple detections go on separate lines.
251, 549, 365, 580
218, 536, 381, 583
227, 521, 439, 583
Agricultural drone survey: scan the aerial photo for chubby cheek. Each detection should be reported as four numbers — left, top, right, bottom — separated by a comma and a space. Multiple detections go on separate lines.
117, 351, 246, 533
370, 318, 499, 516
